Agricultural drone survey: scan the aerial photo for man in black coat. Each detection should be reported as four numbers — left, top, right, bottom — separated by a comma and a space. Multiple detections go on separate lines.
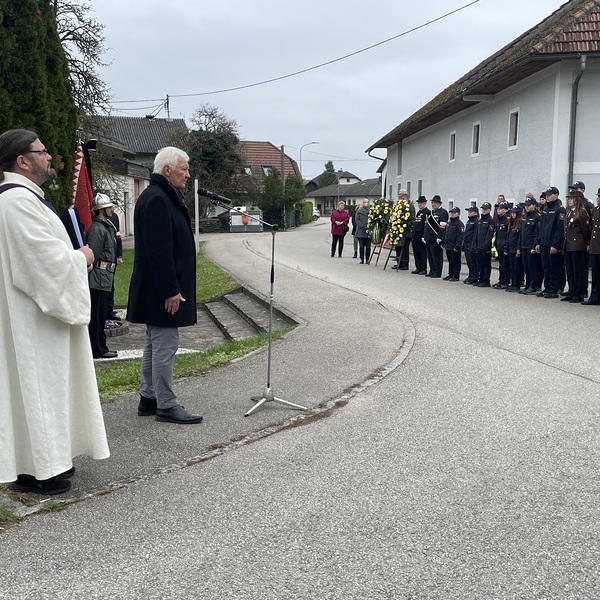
127, 147, 202, 424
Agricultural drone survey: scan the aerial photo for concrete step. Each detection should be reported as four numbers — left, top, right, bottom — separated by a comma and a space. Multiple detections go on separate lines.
223, 291, 288, 333
203, 301, 260, 341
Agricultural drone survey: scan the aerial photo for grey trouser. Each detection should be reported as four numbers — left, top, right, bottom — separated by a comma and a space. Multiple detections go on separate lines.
140, 325, 179, 409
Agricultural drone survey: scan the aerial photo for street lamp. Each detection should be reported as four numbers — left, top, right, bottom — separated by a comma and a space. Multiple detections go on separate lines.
299, 141, 319, 178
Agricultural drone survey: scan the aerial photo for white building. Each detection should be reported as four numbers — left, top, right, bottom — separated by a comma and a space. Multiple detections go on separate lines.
367, 0, 600, 209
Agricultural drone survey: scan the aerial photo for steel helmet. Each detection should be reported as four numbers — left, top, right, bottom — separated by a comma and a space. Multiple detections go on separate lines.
91, 193, 114, 211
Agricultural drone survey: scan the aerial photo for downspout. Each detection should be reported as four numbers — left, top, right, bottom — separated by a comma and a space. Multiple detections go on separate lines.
567, 54, 586, 188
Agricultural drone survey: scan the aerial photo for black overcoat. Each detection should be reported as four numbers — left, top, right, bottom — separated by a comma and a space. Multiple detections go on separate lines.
126, 174, 197, 327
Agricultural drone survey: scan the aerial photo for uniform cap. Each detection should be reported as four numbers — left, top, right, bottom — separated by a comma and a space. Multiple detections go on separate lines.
569, 181, 585, 190
481, 202, 492, 209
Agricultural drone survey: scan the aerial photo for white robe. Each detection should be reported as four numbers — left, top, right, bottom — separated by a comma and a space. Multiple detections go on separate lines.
0, 173, 109, 482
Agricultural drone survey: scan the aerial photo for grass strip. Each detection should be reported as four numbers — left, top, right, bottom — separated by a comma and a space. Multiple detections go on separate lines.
96, 328, 291, 399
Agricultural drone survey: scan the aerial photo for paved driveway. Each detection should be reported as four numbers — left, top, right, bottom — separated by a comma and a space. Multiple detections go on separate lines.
1, 221, 599, 599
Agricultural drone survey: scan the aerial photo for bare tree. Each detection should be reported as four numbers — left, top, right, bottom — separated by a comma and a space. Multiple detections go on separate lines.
52, 0, 111, 116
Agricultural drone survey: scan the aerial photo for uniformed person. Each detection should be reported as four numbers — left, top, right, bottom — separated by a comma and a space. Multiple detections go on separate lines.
474, 202, 495, 287
441, 207, 464, 281
582, 187, 600, 305
463, 206, 479, 284
534, 186, 565, 298
493, 202, 510, 289
423, 194, 448, 278
519, 197, 542, 294
562, 190, 591, 303
409, 196, 429, 274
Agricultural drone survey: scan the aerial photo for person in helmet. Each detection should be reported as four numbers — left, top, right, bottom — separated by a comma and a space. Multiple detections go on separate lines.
86, 193, 118, 359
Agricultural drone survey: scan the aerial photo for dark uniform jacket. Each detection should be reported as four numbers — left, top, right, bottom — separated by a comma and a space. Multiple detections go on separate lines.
564, 209, 591, 252
463, 215, 478, 251
474, 212, 495, 251
127, 174, 197, 328
507, 224, 521, 254
86, 217, 117, 292
535, 198, 565, 249
441, 216, 464, 250
410, 207, 430, 240
520, 210, 539, 250
495, 214, 509, 254
590, 205, 600, 255
423, 207, 449, 243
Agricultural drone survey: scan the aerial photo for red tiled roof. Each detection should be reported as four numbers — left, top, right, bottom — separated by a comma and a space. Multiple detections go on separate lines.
368, 0, 600, 151
238, 141, 299, 179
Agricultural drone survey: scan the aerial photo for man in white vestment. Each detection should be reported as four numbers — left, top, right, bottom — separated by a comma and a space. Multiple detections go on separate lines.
0, 129, 110, 495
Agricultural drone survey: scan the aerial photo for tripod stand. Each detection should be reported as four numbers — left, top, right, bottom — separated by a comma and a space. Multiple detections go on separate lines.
197, 189, 307, 417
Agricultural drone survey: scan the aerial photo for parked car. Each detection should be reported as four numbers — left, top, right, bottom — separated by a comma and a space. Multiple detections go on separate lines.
312, 208, 321, 221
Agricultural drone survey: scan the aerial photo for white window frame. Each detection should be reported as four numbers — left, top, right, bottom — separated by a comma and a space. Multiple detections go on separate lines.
472, 121, 481, 157
508, 109, 519, 150
449, 131, 456, 162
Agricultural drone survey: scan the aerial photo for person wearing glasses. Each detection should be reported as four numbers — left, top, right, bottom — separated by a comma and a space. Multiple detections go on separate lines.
0, 128, 109, 495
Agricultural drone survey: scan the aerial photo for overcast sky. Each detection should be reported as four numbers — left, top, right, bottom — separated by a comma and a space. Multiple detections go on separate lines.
93, 0, 568, 181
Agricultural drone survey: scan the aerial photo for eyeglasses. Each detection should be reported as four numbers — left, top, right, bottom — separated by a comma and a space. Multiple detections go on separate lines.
27, 149, 49, 155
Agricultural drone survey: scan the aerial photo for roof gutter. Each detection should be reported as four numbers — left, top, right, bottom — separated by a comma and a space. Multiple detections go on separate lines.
567, 54, 587, 190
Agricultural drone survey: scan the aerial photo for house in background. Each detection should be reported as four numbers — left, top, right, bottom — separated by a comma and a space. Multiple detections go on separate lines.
93, 115, 188, 235
238, 141, 300, 189
367, 0, 600, 209
306, 171, 381, 215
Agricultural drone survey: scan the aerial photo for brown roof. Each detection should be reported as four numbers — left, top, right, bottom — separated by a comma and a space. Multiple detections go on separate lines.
367, 0, 600, 151
95, 115, 188, 154
238, 141, 300, 179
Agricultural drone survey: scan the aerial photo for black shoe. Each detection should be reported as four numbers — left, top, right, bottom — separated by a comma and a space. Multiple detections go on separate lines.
391, 264, 399, 270
443, 275, 451, 280
138, 395, 157, 416
560, 291, 570, 297
353, 253, 357, 258
477, 282, 491, 287
399, 266, 409, 270
544, 293, 559, 299
96, 350, 117, 359
560, 296, 573, 302
418, 271, 427, 275
569, 297, 584, 303
411, 269, 420, 274
9, 475, 71, 495
581, 300, 600, 305
535, 291, 546, 297
156, 405, 203, 424
359, 260, 364, 264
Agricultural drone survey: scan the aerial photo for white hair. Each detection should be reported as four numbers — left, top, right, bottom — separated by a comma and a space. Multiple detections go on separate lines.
153, 146, 189, 174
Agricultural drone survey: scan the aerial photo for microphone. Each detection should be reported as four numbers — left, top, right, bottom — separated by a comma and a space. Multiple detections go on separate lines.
197, 188, 232, 205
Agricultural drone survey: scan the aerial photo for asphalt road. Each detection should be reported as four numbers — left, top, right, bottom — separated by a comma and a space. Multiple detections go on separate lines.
1, 220, 599, 600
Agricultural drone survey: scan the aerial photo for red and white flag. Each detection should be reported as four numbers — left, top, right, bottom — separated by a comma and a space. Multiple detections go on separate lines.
72, 140, 93, 233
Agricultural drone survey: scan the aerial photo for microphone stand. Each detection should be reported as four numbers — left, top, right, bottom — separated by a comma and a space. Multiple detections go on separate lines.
201, 194, 307, 417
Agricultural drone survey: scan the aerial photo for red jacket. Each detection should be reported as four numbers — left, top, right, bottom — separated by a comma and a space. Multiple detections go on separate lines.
330, 209, 349, 236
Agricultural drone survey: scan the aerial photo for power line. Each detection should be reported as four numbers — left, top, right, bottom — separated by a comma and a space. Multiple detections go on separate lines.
110, 1, 479, 107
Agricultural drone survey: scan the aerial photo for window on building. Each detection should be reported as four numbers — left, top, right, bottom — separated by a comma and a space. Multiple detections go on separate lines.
244, 166, 252, 176
472, 122, 481, 156
448, 200, 454, 211
397, 141, 403, 176
508, 110, 519, 149
406, 181, 411, 199
262, 165, 272, 175
449, 132, 456, 162
417, 179, 423, 198
389, 184, 393, 199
